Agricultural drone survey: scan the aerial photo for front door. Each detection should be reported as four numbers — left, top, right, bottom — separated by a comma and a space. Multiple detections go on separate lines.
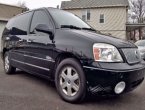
24, 9, 55, 77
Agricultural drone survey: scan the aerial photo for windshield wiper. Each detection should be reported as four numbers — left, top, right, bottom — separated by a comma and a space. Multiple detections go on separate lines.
81, 27, 96, 32
61, 25, 81, 30
61, 25, 99, 33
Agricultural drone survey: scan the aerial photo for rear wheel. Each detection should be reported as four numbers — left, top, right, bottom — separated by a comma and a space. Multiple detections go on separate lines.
55, 58, 86, 103
4, 52, 16, 74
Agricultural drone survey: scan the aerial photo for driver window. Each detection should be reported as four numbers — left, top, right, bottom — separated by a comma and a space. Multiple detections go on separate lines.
30, 10, 53, 34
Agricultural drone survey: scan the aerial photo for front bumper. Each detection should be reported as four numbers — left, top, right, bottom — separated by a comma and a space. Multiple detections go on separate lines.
83, 62, 145, 95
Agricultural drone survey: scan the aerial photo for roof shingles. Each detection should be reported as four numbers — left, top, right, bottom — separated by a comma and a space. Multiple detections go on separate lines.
61, 0, 129, 9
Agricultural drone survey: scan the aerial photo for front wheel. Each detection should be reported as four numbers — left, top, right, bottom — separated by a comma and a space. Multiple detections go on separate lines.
55, 58, 86, 103
3, 52, 16, 74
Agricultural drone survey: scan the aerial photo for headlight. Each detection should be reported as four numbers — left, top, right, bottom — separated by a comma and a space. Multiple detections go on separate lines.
93, 43, 123, 62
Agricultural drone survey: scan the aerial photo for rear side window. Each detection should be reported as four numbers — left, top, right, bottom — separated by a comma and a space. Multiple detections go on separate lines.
6, 12, 32, 35
30, 10, 53, 33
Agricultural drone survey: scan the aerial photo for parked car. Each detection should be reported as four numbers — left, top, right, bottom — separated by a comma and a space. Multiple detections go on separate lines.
1, 8, 145, 103
135, 40, 145, 60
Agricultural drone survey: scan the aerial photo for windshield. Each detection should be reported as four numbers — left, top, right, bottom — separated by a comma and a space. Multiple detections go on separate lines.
135, 40, 145, 46
49, 9, 91, 29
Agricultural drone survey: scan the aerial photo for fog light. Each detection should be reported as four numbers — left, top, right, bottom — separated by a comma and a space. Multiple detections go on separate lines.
114, 81, 126, 94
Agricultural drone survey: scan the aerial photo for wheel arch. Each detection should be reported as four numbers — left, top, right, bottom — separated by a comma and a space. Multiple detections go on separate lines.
2, 48, 9, 60
51, 52, 83, 79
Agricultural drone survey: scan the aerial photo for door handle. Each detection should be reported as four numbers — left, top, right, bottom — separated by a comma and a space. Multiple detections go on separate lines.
19, 39, 23, 42
27, 39, 32, 43
5, 37, 10, 41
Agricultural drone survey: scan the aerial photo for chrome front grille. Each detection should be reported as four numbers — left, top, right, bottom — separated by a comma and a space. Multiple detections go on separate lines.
122, 48, 141, 64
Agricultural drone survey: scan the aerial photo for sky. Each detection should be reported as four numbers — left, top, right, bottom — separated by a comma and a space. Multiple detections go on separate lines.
0, 0, 70, 9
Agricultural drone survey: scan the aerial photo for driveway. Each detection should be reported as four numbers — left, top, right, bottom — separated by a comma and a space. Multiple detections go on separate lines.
0, 61, 145, 110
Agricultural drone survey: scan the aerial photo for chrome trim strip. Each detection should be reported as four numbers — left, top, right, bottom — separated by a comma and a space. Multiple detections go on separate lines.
11, 51, 55, 62
11, 59, 50, 71
83, 66, 145, 72
24, 54, 55, 62
83, 66, 109, 71
11, 51, 24, 56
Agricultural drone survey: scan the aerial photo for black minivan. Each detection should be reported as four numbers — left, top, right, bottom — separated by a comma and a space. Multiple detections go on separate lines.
1, 8, 145, 103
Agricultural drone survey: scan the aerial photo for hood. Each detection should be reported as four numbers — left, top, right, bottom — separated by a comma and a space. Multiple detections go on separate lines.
66, 29, 136, 48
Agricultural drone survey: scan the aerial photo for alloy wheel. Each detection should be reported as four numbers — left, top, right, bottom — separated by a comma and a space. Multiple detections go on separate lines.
4, 55, 10, 72
59, 67, 80, 97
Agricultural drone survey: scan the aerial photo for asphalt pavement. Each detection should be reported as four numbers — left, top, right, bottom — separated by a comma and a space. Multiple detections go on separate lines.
0, 61, 145, 110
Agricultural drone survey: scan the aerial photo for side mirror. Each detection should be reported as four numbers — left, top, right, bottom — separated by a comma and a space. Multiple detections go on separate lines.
35, 24, 53, 36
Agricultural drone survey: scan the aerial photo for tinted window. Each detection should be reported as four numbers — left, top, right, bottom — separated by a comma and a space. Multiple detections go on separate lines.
6, 12, 32, 35
30, 10, 53, 33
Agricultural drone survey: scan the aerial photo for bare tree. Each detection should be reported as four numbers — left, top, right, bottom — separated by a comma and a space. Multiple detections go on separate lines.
17, 1, 26, 8
129, 0, 145, 40
17, 1, 29, 12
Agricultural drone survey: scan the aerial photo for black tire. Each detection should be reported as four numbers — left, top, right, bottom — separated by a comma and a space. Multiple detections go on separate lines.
3, 52, 16, 75
55, 58, 86, 103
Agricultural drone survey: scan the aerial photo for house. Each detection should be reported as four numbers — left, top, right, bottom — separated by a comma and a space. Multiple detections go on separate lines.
0, 3, 26, 39
61, 0, 129, 40
0, 3, 26, 51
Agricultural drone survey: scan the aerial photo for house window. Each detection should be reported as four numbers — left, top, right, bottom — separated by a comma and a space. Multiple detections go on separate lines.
87, 9, 90, 20
82, 9, 91, 21
82, 11, 86, 21
100, 14, 104, 23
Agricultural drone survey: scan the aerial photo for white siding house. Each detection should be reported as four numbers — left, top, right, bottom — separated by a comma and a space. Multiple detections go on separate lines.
61, 0, 129, 40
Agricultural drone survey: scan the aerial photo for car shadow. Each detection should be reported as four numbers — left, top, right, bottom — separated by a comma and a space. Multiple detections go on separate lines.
13, 70, 139, 105
83, 90, 141, 105
14, 69, 56, 89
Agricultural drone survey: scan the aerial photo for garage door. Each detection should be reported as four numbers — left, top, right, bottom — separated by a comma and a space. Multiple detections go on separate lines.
0, 21, 7, 52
